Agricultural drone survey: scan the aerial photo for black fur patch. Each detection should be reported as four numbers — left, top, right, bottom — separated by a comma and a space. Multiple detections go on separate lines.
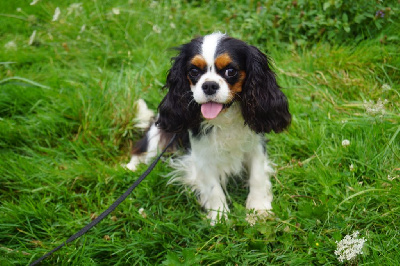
156, 37, 204, 133
131, 134, 148, 155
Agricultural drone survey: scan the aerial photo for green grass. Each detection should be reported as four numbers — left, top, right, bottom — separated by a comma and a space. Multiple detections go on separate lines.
1, 0, 399, 265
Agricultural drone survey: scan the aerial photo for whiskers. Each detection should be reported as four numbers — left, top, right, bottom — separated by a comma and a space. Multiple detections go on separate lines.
187, 98, 197, 109
179, 90, 199, 109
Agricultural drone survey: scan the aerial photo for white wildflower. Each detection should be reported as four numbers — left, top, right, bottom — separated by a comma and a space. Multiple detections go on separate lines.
52, 7, 61, 21
112, 8, 120, 15
349, 164, 354, 171
28, 30, 37, 45
381, 84, 391, 91
170, 22, 176, 29
245, 210, 270, 226
335, 231, 367, 263
4, 41, 17, 50
152, 25, 161, 34
138, 208, 147, 218
245, 213, 257, 226
30, 0, 40, 5
363, 98, 388, 116
67, 3, 83, 17
342, 139, 350, 147
16, 7, 22, 12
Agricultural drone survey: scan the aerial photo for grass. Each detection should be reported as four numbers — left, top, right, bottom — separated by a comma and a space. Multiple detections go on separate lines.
1, 0, 399, 265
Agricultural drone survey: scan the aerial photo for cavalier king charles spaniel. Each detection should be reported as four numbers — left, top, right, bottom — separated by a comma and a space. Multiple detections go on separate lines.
127, 32, 291, 224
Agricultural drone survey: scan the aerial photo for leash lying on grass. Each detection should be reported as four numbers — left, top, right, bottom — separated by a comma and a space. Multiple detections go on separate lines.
30, 134, 177, 265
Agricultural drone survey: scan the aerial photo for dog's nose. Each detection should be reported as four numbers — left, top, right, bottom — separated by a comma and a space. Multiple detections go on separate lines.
202, 81, 219, 95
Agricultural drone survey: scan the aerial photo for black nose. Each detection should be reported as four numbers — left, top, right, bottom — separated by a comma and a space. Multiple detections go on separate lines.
202, 81, 219, 95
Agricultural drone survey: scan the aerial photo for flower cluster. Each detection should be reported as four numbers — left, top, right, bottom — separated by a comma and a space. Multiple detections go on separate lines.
363, 98, 388, 117
334, 231, 367, 263
341, 139, 350, 147
245, 213, 258, 226
245, 210, 271, 226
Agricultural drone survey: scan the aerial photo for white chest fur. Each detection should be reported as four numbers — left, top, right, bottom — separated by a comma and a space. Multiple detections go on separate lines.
189, 103, 261, 178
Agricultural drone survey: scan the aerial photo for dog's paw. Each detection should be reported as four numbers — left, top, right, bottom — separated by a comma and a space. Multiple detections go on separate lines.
125, 162, 137, 171
246, 192, 272, 211
125, 155, 144, 172
207, 209, 228, 226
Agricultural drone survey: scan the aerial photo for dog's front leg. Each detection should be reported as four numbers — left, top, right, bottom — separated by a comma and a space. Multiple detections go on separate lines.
193, 165, 229, 225
245, 142, 275, 215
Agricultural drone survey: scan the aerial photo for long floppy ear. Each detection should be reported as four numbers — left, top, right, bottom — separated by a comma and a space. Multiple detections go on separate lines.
240, 46, 291, 133
156, 47, 201, 133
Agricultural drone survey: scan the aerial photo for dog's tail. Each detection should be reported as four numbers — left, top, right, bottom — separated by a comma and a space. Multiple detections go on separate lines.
134, 99, 155, 130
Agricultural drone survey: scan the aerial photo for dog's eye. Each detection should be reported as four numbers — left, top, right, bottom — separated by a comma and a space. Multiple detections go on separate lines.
224, 68, 237, 77
189, 68, 200, 77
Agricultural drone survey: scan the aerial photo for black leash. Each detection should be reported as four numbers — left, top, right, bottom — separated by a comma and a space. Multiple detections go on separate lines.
30, 134, 177, 265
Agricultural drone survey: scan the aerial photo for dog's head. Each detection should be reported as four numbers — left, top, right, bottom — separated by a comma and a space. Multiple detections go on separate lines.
156, 32, 291, 133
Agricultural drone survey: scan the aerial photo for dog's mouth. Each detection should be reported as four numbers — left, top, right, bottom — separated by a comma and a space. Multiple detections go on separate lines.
201, 102, 224, 119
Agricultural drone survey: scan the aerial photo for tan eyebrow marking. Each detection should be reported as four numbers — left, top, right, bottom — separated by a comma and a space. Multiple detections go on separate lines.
190, 55, 207, 70
214, 53, 232, 70
230, 71, 246, 93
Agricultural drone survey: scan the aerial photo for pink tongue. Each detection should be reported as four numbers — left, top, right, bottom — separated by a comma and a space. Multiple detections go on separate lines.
201, 102, 223, 119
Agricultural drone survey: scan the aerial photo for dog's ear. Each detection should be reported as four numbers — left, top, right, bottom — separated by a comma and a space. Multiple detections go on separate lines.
240, 46, 291, 133
156, 47, 201, 133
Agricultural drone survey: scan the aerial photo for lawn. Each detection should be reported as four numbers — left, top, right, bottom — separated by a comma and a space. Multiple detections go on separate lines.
1, 0, 399, 265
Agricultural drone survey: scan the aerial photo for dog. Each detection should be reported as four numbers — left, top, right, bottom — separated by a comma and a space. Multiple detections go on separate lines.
127, 32, 291, 224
